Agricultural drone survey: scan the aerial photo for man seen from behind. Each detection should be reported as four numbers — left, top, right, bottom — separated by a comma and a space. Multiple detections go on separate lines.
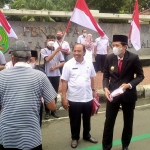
0, 40, 57, 150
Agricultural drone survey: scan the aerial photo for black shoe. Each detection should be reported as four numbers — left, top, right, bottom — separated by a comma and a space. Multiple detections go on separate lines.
71, 140, 78, 148
84, 137, 98, 143
45, 112, 50, 120
51, 111, 59, 118
122, 146, 129, 150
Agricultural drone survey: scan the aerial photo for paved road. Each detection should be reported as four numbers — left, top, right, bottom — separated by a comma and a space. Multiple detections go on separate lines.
41, 98, 150, 150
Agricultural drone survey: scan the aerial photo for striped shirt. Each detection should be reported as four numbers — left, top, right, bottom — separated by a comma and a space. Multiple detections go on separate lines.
0, 65, 57, 149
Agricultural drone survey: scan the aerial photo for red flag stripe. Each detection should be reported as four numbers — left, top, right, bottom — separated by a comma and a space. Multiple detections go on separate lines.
129, 0, 141, 50
133, 0, 140, 30
129, 0, 140, 39
0, 11, 11, 34
75, 0, 104, 37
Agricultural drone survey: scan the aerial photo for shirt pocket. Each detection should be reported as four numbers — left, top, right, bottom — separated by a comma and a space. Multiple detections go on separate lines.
82, 68, 91, 79
70, 69, 80, 77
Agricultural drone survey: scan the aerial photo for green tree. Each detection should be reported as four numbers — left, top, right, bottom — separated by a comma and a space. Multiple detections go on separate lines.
86, 0, 126, 13
0, 0, 12, 8
5, 0, 150, 22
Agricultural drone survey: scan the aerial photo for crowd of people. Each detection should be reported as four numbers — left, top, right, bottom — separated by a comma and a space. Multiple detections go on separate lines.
0, 30, 144, 150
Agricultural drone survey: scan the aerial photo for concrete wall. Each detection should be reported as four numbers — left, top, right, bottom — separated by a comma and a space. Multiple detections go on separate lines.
2, 21, 150, 61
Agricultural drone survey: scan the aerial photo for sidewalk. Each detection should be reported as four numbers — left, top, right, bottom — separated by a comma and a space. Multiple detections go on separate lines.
42, 102, 150, 150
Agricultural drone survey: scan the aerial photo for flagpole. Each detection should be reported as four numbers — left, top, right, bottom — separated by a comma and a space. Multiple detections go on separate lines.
61, 0, 79, 45
61, 21, 71, 45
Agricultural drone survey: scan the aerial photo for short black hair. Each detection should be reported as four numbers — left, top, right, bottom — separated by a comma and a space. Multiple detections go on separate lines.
73, 44, 86, 53
31, 50, 38, 60
46, 35, 56, 40
82, 29, 87, 33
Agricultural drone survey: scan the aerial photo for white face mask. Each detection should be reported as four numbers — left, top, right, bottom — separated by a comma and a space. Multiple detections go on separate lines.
83, 33, 87, 37
113, 47, 122, 55
30, 63, 35, 68
47, 41, 55, 47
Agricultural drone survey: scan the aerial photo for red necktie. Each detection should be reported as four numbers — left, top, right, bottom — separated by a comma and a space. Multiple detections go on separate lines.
118, 59, 122, 74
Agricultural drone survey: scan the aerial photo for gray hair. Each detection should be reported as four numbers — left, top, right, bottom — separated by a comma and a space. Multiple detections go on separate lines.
11, 50, 31, 61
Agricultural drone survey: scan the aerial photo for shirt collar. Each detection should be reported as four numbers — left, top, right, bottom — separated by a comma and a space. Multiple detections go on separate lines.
14, 62, 32, 68
117, 56, 124, 60
73, 57, 86, 64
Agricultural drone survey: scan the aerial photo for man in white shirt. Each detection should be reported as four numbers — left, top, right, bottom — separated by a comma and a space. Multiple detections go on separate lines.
61, 44, 98, 149
54, 31, 71, 62
94, 36, 109, 73
77, 29, 87, 44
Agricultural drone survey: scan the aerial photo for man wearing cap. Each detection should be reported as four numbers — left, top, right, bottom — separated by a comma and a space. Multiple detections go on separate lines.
0, 51, 6, 70
41, 35, 65, 119
54, 31, 71, 62
0, 40, 57, 150
102, 35, 144, 150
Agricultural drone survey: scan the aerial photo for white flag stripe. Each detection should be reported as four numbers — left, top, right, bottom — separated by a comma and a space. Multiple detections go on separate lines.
0, 23, 18, 39
8, 27, 18, 39
131, 21, 141, 51
71, 8, 98, 32
70, 8, 108, 39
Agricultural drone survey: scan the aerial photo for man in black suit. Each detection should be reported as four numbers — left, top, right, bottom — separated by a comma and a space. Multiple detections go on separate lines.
102, 35, 144, 150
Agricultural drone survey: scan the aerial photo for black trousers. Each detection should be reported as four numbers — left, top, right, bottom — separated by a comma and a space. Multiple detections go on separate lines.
102, 100, 136, 150
45, 76, 60, 113
95, 54, 107, 73
0, 144, 42, 150
68, 100, 92, 140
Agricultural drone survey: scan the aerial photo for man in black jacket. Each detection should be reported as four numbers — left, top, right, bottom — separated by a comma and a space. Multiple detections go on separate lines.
102, 35, 144, 150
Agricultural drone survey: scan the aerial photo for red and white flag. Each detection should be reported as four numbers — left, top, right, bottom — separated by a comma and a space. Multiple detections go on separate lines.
0, 10, 18, 39
70, 0, 108, 39
129, 0, 140, 51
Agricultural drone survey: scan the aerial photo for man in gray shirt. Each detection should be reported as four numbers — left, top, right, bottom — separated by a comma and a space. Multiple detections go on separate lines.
41, 35, 65, 119
0, 51, 6, 70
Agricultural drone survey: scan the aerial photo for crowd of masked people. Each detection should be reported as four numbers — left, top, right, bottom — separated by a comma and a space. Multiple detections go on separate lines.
0, 30, 144, 150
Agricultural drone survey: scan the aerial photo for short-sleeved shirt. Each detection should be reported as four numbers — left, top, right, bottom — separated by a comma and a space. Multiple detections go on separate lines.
54, 41, 71, 61
95, 37, 109, 55
77, 35, 86, 44
41, 47, 64, 77
0, 64, 57, 149
61, 58, 96, 102
0, 51, 6, 65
